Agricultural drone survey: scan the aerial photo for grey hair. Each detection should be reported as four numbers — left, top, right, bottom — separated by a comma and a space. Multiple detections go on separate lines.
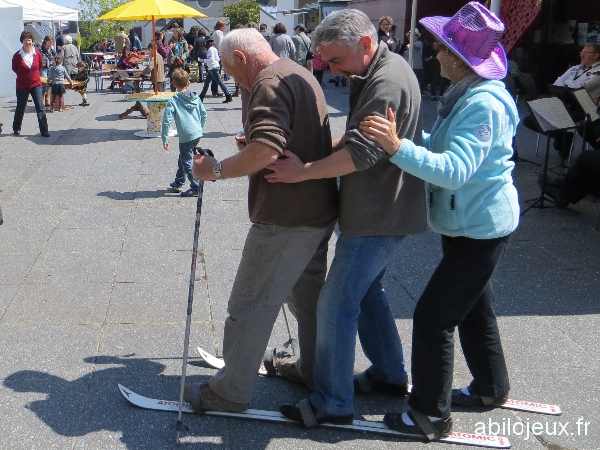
219, 28, 270, 65
64, 35, 73, 44
585, 43, 600, 54
312, 9, 378, 51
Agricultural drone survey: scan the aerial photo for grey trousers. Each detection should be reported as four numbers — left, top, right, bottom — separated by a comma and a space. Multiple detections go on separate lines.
209, 222, 333, 404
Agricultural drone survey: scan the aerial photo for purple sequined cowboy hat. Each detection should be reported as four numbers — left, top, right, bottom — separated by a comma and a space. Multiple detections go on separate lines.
419, 2, 507, 80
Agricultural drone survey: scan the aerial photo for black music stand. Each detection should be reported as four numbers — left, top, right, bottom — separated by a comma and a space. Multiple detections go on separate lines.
521, 97, 577, 215
571, 88, 600, 153
508, 74, 540, 166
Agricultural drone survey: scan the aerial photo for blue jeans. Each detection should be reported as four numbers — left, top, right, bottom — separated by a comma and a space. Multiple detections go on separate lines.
200, 68, 230, 98
13, 86, 48, 135
174, 138, 201, 191
40, 69, 49, 94
309, 233, 407, 415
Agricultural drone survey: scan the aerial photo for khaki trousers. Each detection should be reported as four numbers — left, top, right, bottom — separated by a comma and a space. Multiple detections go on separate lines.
209, 222, 333, 404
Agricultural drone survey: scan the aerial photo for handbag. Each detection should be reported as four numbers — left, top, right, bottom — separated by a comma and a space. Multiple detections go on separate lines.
301, 36, 313, 60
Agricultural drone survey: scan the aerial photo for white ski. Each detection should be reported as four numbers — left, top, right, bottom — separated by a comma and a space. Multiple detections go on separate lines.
196, 348, 560, 416
492, 398, 562, 416
197, 347, 275, 377
117, 384, 511, 448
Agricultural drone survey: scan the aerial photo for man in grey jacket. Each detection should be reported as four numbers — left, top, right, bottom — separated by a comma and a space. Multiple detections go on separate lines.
292, 24, 311, 68
269, 8, 426, 426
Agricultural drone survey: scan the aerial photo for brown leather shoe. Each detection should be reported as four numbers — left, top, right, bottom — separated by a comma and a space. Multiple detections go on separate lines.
276, 358, 314, 390
183, 382, 249, 413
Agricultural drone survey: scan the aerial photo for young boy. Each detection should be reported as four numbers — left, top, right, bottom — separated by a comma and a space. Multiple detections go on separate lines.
47, 55, 72, 112
72, 61, 91, 106
161, 68, 207, 197
142, 42, 166, 92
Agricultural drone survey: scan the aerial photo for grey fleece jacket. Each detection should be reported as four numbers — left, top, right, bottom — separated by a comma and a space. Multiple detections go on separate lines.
339, 42, 426, 236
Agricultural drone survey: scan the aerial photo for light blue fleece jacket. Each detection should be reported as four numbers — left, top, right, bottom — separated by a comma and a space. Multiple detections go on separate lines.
161, 90, 207, 145
390, 80, 520, 239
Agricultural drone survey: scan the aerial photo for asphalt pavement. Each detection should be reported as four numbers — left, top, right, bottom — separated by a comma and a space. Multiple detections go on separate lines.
0, 73, 599, 450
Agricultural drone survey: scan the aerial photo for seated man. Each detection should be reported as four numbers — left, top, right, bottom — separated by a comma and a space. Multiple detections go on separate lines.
539, 149, 600, 208
551, 44, 600, 154
522, 44, 600, 157
554, 44, 600, 89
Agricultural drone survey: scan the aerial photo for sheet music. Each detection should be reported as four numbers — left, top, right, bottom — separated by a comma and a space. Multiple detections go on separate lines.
527, 98, 576, 132
572, 89, 600, 121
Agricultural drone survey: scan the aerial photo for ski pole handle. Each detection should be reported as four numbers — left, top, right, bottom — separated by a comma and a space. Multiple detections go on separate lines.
193, 147, 214, 157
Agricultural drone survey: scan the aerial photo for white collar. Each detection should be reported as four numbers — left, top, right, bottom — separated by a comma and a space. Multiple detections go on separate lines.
19, 47, 36, 57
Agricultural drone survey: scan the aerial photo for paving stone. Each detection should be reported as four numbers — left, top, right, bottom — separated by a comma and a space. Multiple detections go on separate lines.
107, 281, 210, 324
57, 207, 132, 229
45, 227, 126, 253
0, 251, 38, 284
0, 284, 19, 316
0, 228, 51, 254
2, 282, 112, 325
0, 324, 101, 380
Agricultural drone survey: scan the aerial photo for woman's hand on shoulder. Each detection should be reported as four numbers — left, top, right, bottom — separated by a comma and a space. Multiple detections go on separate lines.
359, 107, 402, 156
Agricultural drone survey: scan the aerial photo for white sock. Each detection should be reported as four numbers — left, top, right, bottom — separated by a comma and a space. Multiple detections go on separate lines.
402, 412, 443, 426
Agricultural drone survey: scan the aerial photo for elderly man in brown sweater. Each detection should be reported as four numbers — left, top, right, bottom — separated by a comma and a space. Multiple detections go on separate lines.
188, 28, 338, 412
268, 9, 427, 426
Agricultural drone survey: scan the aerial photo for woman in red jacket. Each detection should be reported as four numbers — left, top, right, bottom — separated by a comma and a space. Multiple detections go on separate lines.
12, 31, 49, 137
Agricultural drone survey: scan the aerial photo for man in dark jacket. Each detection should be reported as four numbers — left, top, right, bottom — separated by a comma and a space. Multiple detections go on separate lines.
192, 29, 208, 83
184, 26, 198, 47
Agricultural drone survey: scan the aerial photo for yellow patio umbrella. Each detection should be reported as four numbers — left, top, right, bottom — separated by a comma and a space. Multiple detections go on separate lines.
98, 0, 207, 94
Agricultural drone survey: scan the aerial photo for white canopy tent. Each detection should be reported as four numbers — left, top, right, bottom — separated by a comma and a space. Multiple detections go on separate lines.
0, 0, 78, 21
0, 5, 24, 99
0, 0, 78, 99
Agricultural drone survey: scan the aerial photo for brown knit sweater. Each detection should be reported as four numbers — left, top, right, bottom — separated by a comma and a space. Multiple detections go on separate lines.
244, 58, 338, 228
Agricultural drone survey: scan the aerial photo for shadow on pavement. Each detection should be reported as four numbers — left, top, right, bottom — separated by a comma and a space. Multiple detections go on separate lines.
97, 190, 170, 200
3, 355, 400, 449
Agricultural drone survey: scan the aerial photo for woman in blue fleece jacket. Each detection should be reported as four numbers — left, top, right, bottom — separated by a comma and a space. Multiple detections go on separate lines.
360, 3, 520, 441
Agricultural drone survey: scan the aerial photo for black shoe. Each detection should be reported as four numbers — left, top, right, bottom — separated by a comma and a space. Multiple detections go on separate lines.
79, 101, 90, 106
13, 130, 20, 136
353, 371, 409, 397
536, 178, 569, 208
451, 386, 508, 407
41, 132, 50, 137
384, 410, 453, 440
222, 95, 233, 103
280, 400, 353, 427
334, 81, 340, 87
